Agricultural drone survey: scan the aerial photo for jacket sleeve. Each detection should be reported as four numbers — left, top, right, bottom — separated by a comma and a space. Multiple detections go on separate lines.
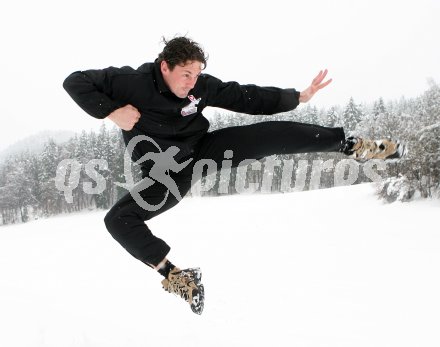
203, 74, 301, 115
63, 67, 125, 119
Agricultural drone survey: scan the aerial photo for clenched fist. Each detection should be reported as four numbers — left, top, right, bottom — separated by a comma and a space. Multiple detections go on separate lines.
107, 104, 141, 131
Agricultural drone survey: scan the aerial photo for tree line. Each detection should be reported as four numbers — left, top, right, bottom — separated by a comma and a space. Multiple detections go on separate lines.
1, 82, 439, 225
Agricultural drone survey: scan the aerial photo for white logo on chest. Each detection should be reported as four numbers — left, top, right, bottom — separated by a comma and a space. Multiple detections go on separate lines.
181, 95, 201, 117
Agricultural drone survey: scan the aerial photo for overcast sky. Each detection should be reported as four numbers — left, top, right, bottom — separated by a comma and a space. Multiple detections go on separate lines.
1, 0, 439, 151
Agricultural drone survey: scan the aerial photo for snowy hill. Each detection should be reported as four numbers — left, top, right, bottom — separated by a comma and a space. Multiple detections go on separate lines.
0, 130, 75, 162
0, 183, 439, 347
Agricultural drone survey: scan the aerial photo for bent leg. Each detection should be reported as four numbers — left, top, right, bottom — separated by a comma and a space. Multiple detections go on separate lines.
104, 175, 192, 267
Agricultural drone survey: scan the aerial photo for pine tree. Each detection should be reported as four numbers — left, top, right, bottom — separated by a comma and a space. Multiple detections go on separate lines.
40, 139, 63, 215
325, 106, 340, 127
373, 97, 387, 118
303, 105, 319, 125
341, 97, 364, 132
92, 123, 112, 208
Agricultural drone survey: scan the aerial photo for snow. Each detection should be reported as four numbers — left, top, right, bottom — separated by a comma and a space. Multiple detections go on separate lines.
0, 183, 439, 347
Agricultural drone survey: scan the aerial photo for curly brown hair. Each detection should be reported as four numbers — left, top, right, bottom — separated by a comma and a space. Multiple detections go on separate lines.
157, 36, 208, 70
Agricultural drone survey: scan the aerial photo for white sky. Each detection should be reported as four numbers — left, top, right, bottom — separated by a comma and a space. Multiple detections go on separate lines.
1, 0, 439, 151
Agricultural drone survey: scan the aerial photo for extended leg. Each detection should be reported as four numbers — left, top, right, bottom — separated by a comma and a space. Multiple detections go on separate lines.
195, 121, 345, 167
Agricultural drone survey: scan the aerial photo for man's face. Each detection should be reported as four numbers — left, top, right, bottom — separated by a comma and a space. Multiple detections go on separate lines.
160, 60, 202, 98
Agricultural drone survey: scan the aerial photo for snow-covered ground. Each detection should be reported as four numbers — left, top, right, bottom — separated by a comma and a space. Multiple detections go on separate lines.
0, 183, 439, 347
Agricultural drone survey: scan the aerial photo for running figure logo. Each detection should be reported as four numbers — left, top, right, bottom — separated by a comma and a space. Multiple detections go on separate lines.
116, 135, 193, 211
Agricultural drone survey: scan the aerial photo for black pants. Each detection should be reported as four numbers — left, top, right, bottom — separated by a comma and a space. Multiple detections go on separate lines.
104, 121, 345, 266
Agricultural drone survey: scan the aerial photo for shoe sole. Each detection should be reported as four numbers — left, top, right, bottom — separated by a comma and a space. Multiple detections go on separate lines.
184, 268, 204, 315
191, 283, 204, 315
384, 142, 407, 162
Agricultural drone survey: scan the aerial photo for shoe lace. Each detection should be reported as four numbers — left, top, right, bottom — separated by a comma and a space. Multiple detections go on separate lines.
163, 269, 196, 303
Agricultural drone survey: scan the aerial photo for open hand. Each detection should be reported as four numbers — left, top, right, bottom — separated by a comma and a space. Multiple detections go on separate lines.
299, 69, 332, 103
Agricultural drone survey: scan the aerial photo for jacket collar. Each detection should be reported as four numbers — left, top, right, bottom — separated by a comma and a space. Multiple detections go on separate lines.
154, 60, 171, 94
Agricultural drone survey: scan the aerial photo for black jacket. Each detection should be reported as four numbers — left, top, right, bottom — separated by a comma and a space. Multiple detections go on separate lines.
63, 61, 300, 163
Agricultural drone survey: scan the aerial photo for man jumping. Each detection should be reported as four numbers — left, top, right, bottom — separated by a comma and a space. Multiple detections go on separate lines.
63, 36, 404, 314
